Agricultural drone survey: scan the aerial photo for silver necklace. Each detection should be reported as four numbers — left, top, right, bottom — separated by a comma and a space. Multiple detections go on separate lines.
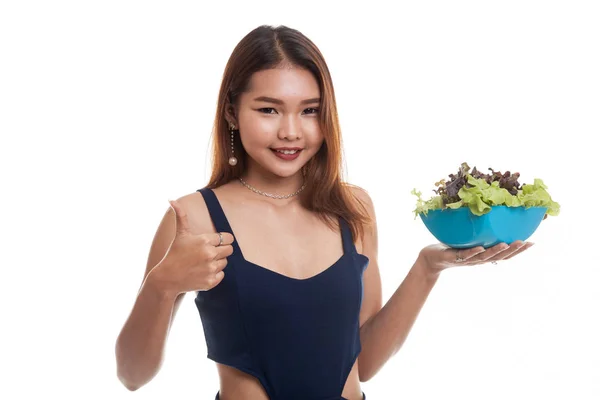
238, 177, 306, 199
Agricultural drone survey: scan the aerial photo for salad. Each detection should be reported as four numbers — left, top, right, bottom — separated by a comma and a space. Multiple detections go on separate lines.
412, 162, 560, 218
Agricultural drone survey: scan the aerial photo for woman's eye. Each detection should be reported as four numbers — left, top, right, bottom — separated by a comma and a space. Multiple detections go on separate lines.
257, 107, 319, 115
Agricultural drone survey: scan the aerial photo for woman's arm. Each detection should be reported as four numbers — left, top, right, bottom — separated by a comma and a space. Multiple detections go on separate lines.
358, 258, 439, 381
114, 204, 187, 390
115, 271, 183, 390
350, 186, 440, 382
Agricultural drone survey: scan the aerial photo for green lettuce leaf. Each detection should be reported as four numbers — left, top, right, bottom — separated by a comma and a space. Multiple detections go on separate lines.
411, 188, 443, 216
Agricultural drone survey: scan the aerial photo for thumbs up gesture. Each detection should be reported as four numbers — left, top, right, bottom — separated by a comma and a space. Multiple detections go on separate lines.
152, 199, 235, 295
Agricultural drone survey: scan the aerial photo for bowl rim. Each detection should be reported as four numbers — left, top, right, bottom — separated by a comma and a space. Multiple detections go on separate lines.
419, 205, 548, 216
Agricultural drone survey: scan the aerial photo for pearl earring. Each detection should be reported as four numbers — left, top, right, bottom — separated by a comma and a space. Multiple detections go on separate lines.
228, 123, 238, 166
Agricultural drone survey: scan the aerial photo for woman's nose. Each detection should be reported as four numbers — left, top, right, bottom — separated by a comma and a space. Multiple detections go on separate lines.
278, 117, 302, 140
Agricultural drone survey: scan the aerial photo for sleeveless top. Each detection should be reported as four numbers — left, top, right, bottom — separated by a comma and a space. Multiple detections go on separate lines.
194, 187, 370, 400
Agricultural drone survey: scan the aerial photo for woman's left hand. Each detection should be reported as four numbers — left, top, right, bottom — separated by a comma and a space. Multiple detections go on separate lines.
418, 240, 535, 275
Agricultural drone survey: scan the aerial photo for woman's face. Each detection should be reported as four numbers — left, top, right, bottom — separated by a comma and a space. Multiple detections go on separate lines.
227, 66, 324, 179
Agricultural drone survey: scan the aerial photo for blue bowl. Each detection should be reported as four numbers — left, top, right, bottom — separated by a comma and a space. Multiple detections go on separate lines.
419, 205, 547, 249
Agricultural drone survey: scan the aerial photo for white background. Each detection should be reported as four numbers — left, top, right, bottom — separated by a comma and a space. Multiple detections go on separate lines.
2, 1, 599, 399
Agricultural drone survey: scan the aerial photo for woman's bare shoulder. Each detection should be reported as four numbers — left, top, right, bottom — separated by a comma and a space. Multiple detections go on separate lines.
344, 183, 374, 211
178, 180, 240, 233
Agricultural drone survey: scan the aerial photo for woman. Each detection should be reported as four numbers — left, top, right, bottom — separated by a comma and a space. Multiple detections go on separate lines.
114, 25, 533, 400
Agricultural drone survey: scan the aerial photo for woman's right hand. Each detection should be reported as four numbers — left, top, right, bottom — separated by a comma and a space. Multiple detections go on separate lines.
151, 199, 235, 296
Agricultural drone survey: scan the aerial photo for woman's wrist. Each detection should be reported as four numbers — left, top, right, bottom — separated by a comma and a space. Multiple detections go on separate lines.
144, 265, 180, 302
415, 252, 443, 281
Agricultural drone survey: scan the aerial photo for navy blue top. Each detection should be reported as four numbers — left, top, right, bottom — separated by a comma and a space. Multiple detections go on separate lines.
195, 187, 370, 400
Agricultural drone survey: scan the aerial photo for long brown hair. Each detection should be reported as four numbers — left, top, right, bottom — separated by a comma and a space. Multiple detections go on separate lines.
205, 25, 371, 245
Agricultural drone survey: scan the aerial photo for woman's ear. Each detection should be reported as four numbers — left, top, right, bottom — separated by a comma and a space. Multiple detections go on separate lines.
224, 103, 238, 128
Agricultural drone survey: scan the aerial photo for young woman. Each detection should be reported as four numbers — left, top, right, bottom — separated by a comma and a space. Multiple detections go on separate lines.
115, 25, 533, 400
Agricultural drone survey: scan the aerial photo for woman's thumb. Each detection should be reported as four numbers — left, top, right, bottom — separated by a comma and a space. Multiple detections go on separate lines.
169, 199, 191, 235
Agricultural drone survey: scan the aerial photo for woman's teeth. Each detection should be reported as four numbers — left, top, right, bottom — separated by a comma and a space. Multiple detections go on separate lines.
275, 149, 298, 154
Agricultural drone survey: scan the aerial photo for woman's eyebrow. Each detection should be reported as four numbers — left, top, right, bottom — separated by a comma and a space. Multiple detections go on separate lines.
253, 96, 320, 105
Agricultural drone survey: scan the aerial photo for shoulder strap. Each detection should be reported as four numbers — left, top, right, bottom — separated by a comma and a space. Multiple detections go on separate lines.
338, 216, 357, 255
197, 187, 233, 234
197, 187, 245, 261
